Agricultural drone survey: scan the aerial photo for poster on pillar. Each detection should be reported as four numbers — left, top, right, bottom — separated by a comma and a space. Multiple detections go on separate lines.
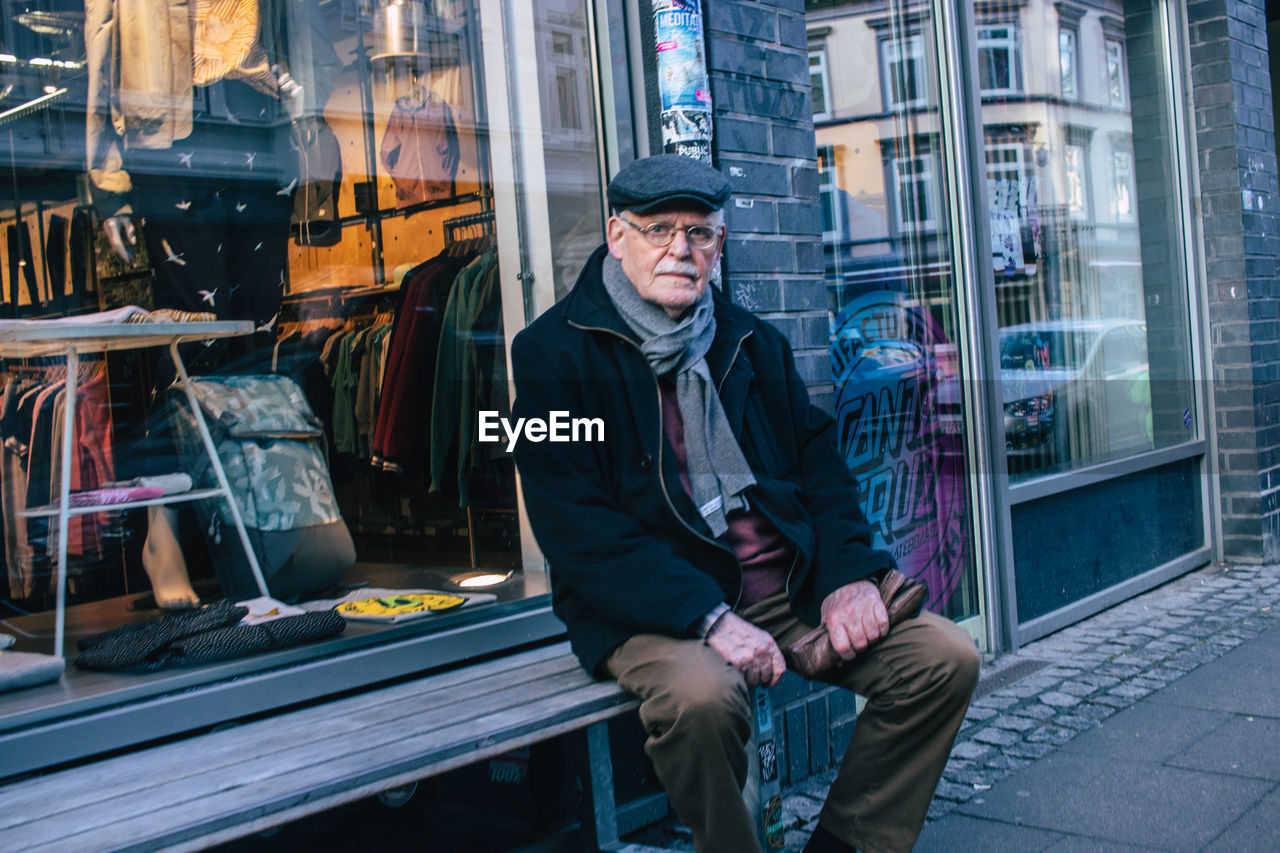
830, 290, 971, 616
652, 0, 713, 162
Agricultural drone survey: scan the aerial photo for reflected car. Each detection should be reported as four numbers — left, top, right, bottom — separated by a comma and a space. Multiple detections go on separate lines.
999, 319, 1153, 466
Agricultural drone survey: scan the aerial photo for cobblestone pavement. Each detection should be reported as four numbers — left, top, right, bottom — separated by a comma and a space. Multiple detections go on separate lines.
624, 561, 1280, 851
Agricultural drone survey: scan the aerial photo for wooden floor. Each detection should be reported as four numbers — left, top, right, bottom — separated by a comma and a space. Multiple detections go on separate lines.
0, 642, 637, 853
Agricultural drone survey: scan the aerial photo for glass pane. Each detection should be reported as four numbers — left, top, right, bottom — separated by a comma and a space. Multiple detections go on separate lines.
980, 0, 1196, 480
0, 0, 580, 694
534, 0, 606, 303
807, 2, 981, 624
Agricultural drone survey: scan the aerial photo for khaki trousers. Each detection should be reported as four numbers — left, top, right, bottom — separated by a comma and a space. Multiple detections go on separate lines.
604, 594, 979, 853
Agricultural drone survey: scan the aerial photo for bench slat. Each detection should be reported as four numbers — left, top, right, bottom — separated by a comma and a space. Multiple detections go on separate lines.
4, 665, 604, 843
17, 683, 638, 852
0, 647, 587, 829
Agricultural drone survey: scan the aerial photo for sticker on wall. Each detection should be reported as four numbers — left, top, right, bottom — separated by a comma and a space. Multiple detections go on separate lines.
831, 291, 971, 614
653, 0, 713, 162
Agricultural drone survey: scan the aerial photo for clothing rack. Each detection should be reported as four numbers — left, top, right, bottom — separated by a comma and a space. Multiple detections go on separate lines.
443, 210, 495, 245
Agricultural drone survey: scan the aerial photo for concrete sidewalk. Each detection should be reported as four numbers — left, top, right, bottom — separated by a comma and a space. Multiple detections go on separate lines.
627, 562, 1280, 851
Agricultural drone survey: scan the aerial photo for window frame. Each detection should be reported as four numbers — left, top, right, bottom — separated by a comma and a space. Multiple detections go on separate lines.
880, 32, 928, 110
1106, 39, 1128, 107
1064, 142, 1089, 221
817, 143, 842, 241
1059, 26, 1079, 100
1111, 148, 1136, 222
976, 23, 1022, 97
810, 48, 832, 121
891, 153, 941, 232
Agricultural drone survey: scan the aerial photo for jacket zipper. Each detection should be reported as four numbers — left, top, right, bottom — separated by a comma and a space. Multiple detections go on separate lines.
567, 318, 745, 606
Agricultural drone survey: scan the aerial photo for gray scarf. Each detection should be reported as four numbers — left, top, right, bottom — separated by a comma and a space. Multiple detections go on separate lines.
602, 254, 755, 536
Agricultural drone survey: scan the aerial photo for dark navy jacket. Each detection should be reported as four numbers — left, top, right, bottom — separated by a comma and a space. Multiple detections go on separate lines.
512, 246, 893, 676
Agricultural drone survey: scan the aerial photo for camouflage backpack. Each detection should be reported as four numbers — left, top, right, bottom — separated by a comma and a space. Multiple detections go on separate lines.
169, 374, 355, 601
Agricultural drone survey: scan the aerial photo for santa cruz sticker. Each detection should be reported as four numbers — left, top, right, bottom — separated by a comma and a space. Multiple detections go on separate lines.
831, 291, 972, 613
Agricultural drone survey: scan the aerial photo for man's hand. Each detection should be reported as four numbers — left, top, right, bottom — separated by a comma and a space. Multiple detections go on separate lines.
821, 580, 889, 661
103, 216, 137, 263
705, 611, 786, 688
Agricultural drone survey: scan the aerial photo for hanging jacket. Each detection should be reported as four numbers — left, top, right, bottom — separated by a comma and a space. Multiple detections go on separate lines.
85, 0, 342, 216
379, 90, 459, 207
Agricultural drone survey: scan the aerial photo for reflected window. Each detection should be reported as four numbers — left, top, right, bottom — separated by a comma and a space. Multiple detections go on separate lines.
977, 25, 1021, 95
892, 155, 939, 231
1059, 28, 1078, 99
986, 143, 1026, 206
810, 50, 831, 120
818, 144, 841, 240
881, 34, 926, 109
1064, 143, 1087, 220
1111, 149, 1135, 221
547, 30, 587, 133
1106, 40, 1127, 106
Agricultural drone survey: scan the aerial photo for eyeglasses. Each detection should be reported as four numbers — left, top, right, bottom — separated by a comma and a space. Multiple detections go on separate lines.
618, 215, 721, 250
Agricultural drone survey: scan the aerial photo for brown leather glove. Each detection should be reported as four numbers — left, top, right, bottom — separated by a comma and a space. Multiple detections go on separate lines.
782, 569, 928, 679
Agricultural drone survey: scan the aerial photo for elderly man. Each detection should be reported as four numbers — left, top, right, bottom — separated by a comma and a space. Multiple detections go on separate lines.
511, 155, 977, 853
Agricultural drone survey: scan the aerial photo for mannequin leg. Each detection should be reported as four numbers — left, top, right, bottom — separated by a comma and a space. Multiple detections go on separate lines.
140, 505, 200, 609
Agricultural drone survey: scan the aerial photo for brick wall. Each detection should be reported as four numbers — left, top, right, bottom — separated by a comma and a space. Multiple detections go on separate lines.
706, 0, 833, 410
1189, 0, 1280, 561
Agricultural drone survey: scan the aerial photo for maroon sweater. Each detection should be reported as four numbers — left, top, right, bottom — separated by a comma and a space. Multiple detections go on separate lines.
660, 382, 791, 607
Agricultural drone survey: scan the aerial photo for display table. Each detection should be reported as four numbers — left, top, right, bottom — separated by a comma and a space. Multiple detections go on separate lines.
0, 320, 269, 657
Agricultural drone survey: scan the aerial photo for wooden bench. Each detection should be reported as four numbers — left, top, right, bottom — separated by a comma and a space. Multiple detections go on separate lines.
0, 642, 683, 853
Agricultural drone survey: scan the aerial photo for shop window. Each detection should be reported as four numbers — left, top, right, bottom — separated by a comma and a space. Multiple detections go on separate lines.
979, 3, 1194, 486
977, 25, 1021, 96
892, 155, 940, 232
0, 0, 605, 745
1059, 28, 1078, 100
1106, 40, 1127, 107
1111, 149, 1136, 222
810, 49, 832, 120
880, 34, 927, 109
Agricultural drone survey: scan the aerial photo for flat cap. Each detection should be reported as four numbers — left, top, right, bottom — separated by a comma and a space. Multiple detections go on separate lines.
606, 154, 731, 214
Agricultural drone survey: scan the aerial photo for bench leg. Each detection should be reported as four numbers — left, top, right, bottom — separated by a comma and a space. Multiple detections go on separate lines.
580, 721, 672, 853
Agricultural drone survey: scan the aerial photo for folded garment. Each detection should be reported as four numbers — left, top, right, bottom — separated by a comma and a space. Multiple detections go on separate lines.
76, 599, 247, 671
74, 600, 343, 672
104, 473, 193, 496
156, 611, 345, 668
130, 308, 217, 324
0, 651, 64, 693
0, 305, 219, 332
0, 305, 149, 330
67, 486, 165, 507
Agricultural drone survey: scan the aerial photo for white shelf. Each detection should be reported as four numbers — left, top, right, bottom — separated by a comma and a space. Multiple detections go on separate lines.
0, 321, 254, 358
18, 488, 227, 519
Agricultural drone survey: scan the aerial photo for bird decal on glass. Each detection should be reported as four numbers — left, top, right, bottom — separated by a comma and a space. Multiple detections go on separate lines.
160, 239, 186, 265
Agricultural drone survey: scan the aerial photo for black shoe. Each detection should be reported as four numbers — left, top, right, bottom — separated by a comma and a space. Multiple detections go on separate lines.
802, 823, 857, 853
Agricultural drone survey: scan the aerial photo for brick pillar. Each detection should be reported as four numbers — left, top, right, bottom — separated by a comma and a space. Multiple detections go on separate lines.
1190, 0, 1280, 560
706, 0, 833, 409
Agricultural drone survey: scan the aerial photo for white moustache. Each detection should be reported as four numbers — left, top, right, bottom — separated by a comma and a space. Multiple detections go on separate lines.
654, 260, 699, 277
